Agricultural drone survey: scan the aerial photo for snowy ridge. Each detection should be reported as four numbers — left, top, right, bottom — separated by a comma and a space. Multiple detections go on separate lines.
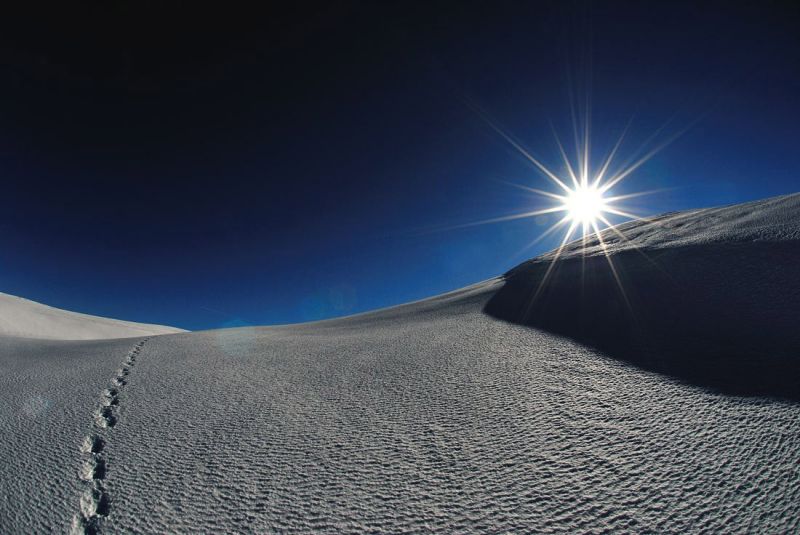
0, 293, 185, 340
535, 192, 800, 263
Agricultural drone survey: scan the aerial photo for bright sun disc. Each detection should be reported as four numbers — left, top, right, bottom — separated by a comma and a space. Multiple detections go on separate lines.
564, 185, 606, 224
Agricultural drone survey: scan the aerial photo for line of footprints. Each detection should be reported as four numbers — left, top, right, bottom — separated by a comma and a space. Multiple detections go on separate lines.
72, 339, 148, 535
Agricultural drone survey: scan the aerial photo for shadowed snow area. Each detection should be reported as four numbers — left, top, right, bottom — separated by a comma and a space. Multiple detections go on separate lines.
1, 194, 799, 533
486, 193, 800, 400
0, 293, 186, 340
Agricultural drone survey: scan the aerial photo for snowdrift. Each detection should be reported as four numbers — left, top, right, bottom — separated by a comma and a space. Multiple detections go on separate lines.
0, 292, 186, 340
485, 193, 800, 399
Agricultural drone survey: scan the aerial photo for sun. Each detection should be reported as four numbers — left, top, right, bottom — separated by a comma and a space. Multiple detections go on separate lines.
562, 184, 607, 225
446, 103, 680, 308
449, 105, 674, 256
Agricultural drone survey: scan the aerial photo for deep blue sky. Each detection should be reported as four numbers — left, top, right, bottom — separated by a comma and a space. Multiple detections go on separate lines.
1, 1, 798, 330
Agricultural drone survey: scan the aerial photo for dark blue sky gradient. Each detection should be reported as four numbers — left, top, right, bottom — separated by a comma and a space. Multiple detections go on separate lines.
1, 2, 798, 330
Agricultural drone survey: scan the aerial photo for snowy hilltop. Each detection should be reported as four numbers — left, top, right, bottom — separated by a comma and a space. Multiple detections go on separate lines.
0, 292, 186, 340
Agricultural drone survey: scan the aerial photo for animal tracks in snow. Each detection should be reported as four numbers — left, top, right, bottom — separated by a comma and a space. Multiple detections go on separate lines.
72, 339, 148, 535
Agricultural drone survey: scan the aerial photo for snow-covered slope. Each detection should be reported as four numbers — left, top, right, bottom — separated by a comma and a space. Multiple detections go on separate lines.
0, 292, 186, 340
487, 193, 800, 399
0, 193, 798, 534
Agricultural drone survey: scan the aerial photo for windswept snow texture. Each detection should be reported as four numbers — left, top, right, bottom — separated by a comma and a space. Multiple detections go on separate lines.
1, 194, 799, 533
0, 292, 185, 340
0, 336, 147, 532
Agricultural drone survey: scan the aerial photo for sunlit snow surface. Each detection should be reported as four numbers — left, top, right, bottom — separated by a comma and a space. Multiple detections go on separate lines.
0, 293, 185, 340
1, 194, 799, 533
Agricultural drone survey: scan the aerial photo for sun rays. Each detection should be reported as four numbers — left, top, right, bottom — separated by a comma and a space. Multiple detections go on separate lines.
454, 102, 686, 311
